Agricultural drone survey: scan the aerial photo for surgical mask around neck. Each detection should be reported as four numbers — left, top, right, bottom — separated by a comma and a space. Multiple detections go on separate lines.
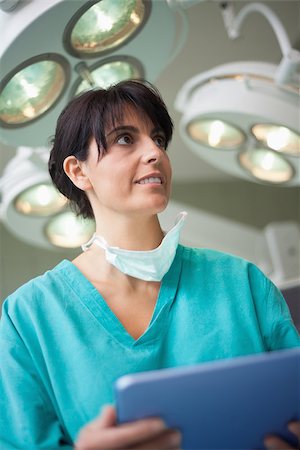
82, 212, 187, 281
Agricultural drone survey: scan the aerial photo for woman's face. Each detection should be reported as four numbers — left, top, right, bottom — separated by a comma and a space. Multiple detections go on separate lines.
82, 107, 172, 219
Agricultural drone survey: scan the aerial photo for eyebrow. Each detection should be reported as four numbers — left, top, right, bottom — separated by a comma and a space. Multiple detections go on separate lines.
106, 125, 165, 138
106, 126, 138, 137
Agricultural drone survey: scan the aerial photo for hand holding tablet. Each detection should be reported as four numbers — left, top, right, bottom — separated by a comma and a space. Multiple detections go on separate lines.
115, 348, 300, 450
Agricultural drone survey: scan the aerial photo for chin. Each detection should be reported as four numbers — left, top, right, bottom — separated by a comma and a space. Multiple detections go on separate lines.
148, 198, 169, 215
129, 193, 170, 216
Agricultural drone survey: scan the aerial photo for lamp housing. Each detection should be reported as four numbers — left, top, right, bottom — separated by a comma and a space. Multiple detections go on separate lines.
0, 147, 95, 249
0, 0, 179, 147
175, 61, 300, 186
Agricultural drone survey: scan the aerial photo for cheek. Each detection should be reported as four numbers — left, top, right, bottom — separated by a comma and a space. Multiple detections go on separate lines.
164, 155, 172, 179
88, 168, 111, 198
99, 162, 129, 194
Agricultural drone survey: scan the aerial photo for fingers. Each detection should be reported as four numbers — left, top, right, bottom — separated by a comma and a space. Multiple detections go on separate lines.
264, 436, 295, 450
97, 405, 117, 428
95, 417, 167, 448
288, 421, 300, 439
130, 429, 181, 450
264, 421, 300, 450
75, 405, 169, 450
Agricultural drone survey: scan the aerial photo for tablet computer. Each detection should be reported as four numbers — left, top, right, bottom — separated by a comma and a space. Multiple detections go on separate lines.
115, 348, 300, 449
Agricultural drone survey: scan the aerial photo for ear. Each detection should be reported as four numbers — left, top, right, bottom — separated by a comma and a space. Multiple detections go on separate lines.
63, 156, 92, 191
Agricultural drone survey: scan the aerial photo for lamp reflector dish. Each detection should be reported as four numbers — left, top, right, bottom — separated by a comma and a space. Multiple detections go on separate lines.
65, 0, 148, 57
238, 148, 294, 184
45, 211, 95, 248
0, 56, 68, 126
251, 124, 300, 156
187, 119, 246, 149
14, 183, 68, 216
75, 58, 142, 95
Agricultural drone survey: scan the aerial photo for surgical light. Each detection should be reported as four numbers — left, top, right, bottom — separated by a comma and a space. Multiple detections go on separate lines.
45, 211, 95, 248
73, 57, 143, 95
14, 183, 67, 216
0, 55, 69, 127
251, 124, 300, 157
0, 0, 180, 147
0, 147, 68, 248
238, 148, 294, 184
187, 119, 245, 149
175, 2, 300, 186
64, 0, 149, 58
0, 146, 96, 249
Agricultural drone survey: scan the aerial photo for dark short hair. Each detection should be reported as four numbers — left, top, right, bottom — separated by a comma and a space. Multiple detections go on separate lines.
48, 79, 173, 219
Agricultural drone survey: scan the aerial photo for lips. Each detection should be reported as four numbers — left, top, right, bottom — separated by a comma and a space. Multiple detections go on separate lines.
135, 173, 164, 184
138, 177, 162, 184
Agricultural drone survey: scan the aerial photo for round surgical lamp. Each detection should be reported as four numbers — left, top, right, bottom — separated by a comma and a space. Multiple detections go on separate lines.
72, 56, 143, 96
0, 54, 70, 127
0, 0, 181, 147
187, 119, 246, 149
63, 0, 150, 58
14, 183, 67, 216
45, 211, 95, 249
238, 148, 295, 184
175, 61, 300, 186
251, 124, 300, 157
0, 146, 95, 249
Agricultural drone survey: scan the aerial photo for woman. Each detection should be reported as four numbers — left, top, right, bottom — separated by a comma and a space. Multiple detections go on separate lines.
0, 80, 299, 449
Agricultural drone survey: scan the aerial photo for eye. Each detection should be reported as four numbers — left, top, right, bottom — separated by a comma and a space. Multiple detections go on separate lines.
154, 135, 167, 149
116, 134, 133, 145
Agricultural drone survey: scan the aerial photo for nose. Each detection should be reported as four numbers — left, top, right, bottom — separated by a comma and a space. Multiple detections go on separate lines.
141, 138, 162, 165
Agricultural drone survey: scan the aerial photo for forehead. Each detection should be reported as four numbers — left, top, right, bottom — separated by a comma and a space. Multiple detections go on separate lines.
106, 104, 155, 132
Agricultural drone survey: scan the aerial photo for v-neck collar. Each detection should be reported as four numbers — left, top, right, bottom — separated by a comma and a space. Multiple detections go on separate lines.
55, 245, 184, 348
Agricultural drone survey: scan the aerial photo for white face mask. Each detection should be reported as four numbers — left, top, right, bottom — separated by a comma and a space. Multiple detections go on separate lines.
82, 212, 187, 281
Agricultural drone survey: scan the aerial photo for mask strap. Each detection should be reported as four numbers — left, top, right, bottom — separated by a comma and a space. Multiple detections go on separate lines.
175, 211, 187, 225
82, 211, 188, 252
81, 234, 96, 252
82, 234, 109, 252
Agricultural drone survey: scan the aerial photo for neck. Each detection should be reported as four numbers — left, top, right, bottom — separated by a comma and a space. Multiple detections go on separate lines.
94, 211, 164, 251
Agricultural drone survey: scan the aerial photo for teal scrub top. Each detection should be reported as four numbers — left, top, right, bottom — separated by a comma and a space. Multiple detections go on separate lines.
0, 245, 299, 449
